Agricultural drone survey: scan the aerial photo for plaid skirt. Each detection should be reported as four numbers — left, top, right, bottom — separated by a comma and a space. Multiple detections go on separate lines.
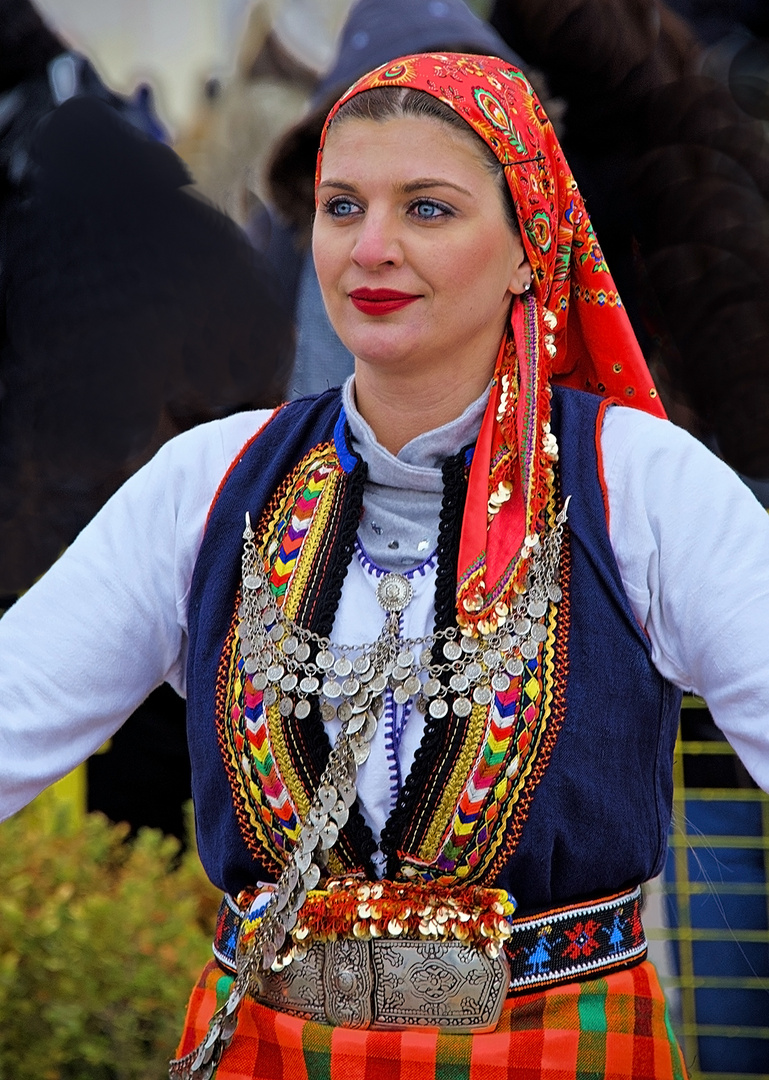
175, 959, 689, 1080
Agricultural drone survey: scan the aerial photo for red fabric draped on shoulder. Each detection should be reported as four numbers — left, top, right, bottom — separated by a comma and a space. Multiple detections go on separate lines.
316, 53, 665, 636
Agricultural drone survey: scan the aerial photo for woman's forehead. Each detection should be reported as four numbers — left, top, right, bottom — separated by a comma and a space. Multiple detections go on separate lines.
319, 114, 497, 177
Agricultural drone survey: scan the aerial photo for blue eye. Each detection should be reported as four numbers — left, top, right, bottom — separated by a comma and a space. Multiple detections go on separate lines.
326, 197, 360, 218
410, 200, 451, 220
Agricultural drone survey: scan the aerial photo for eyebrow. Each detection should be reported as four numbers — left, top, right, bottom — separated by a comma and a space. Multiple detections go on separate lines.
317, 178, 473, 196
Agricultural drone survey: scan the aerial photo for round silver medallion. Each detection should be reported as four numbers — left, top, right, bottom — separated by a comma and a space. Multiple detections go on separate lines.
376, 573, 414, 613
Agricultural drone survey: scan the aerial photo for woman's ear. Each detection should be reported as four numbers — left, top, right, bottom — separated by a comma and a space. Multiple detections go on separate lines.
509, 247, 533, 295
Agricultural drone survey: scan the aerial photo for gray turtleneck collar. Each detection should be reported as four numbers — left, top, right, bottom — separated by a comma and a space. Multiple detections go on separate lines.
341, 376, 489, 571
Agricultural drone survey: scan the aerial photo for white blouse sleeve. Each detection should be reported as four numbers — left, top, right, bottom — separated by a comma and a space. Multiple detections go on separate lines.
601, 406, 769, 791
0, 409, 273, 820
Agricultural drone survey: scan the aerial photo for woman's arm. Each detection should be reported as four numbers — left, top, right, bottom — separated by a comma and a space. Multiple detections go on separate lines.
0, 409, 272, 820
602, 406, 769, 790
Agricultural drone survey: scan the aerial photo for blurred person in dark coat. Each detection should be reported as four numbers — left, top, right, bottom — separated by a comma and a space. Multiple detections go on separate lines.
0, 0, 293, 839
490, 0, 769, 486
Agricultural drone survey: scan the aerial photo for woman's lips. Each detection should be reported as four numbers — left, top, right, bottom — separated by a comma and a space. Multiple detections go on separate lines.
348, 288, 421, 316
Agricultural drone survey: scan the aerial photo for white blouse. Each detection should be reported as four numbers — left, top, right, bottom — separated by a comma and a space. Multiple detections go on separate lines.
1, 400, 768, 824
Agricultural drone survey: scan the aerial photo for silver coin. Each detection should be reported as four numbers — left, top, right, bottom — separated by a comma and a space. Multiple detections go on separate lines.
334, 657, 353, 677
320, 702, 336, 722
359, 666, 375, 684
531, 624, 547, 643
300, 676, 319, 695
267, 663, 285, 683
283, 907, 299, 933
404, 675, 422, 696
423, 677, 441, 697
520, 640, 539, 660
286, 861, 300, 891
280, 673, 298, 693
323, 680, 342, 699
492, 672, 511, 692
316, 650, 334, 670
237, 604, 246, 619
514, 618, 531, 636
397, 650, 414, 668
352, 741, 371, 764
460, 635, 479, 653
319, 822, 339, 849
450, 673, 469, 693
527, 599, 548, 619
483, 649, 502, 668
271, 923, 287, 952
337, 701, 352, 723
429, 699, 449, 718
308, 806, 325, 828
346, 712, 367, 735
263, 687, 278, 706
505, 657, 524, 676
270, 625, 284, 642
331, 799, 349, 828
393, 686, 409, 705
303, 862, 321, 890
391, 665, 410, 683
341, 678, 360, 697
296, 848, 312, 873
243, 574, 262, 590
317, 784, 337, 812
465, 662, 482, 681
300, 826, 319, 853
251, 672, 268, 691
353, 688, 370, 707
370, 674, 387, 695
338, 780, 357, 808
295, 642, 311, 663
279, 697, 294, 717
420, 648, 434, 666
352, 655, 371, 675
275, 880, 290, 909
289, 884, 307, 913
361, 712, 377, 741
281, 635, 299, 655
547, 583, 562, 603
239, 638, 252, 657
499, 633, 514, 651
244, 657, 258, 674
443, 641, 462, 661
261, 942, 277, 971
473, 686, 493, 706
453, 697, 472, 717
295, 700, 311, 720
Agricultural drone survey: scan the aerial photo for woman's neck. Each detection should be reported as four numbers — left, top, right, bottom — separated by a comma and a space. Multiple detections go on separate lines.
352, 356, 496, 455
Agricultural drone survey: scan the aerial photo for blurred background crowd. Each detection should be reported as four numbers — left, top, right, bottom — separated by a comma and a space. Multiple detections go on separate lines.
1, 0, 769, 1071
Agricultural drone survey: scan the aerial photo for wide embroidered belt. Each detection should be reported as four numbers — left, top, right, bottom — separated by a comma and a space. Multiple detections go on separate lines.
212, 883, 646, 1026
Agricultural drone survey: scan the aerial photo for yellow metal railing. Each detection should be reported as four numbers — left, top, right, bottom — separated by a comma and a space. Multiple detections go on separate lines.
648, 700, 769, 1080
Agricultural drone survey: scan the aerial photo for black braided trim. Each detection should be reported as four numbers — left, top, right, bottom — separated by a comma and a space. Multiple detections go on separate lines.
380, 448, 469, 879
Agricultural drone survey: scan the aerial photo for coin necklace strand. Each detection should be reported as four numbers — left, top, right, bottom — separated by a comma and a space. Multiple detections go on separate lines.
169, 497, 569, 1079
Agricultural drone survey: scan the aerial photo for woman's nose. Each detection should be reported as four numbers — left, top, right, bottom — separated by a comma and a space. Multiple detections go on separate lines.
350, 212, 403, 269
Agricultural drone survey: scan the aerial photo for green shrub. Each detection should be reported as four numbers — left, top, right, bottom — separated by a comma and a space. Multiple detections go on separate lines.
0, 801, 220, 1080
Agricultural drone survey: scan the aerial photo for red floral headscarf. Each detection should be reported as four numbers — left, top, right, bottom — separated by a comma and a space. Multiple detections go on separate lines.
316, 53, 665, 636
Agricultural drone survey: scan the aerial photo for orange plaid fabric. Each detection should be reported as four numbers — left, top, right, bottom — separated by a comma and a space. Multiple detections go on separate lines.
176, 959, 688, 1079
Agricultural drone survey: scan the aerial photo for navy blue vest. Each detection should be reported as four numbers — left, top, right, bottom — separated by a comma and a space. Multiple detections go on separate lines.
186, 386, 682, 913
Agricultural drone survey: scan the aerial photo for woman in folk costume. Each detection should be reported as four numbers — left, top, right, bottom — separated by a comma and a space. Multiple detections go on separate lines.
2, 53, 769, 1079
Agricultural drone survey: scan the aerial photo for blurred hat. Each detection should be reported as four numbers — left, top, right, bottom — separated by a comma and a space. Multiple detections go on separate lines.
273, 0, 357, 77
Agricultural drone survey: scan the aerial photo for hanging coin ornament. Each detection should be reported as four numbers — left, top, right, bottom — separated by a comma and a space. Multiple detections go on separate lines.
376, 573, 414, 613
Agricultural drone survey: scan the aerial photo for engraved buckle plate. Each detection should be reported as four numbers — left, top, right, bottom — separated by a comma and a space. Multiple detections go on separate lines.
255, 938, 511, 1032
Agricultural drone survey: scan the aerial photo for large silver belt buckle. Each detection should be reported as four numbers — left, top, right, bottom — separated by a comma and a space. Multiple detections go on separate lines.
255, 938, 510, 1031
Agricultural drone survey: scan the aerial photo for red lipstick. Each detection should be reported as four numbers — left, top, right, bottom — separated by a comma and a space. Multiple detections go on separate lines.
349, 288, 421, 316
